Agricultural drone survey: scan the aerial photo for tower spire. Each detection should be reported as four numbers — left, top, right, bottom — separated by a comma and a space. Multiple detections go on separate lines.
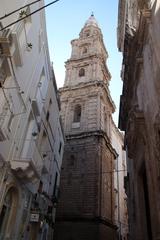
84, 13, 99, 28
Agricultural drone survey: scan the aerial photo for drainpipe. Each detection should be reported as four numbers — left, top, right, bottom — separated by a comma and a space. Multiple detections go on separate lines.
99, 138, 102, 217
111, 157, 113, 222
117, 155, 121, 240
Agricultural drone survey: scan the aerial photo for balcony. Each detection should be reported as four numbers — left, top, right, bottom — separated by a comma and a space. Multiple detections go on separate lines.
11, 139, 43, 182
0, 27, 23, 66
0, 29, 12, 57
0, 42, 11, 57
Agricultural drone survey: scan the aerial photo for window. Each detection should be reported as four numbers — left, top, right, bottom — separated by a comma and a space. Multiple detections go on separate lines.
85, 30, 90, 37
79, 68, 85, 77
73, 105, 81, 123
59, 141, 62, 154
53, 172, 58, 197
38, 68, 48, 101
82, 47, 87, 54
38, 180, 43, 193
46, 111, 50, 121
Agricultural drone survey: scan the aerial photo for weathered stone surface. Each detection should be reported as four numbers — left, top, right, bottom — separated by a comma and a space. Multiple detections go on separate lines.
54, 15, 119, 240
118, 0, 160, 239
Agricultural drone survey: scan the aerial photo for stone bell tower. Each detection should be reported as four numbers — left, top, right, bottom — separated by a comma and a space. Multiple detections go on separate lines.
55, 14, 117, 240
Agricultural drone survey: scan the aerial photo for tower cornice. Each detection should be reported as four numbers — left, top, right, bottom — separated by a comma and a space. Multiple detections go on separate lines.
66, 53, 108, 64
65, 129, 118, 159
65, 54, 111, 82
59, 80, 116, 113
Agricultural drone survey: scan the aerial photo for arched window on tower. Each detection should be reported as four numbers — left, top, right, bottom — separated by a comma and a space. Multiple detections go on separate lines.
79, 68, 85, 77
85, 30, 90, 37
82, 47, 87, 54
73, 104, 81, 123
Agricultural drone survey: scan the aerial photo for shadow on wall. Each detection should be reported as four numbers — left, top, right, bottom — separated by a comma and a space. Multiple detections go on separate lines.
54, 221, 116, 240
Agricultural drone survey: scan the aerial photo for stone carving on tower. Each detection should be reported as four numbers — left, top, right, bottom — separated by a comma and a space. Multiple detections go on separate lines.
54, 14, 117, 240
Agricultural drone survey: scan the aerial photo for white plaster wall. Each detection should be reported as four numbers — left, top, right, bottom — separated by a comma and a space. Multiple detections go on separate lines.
111, 122, 128, 237
0, 1, 64, 238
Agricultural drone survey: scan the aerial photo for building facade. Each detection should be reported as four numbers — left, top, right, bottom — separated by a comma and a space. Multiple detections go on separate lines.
118, 0, 160, 239
0, 1, 64, 239
54, 14, 127, 240
111, 121, 128, 240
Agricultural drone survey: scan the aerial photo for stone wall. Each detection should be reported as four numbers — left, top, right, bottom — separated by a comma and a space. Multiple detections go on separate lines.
54, 221, 116, 240
56, 134, 115, 220
55, 134, 116, 240
59, 83, 114, 138
57, 135, 99, 218
118, 0, 160, 239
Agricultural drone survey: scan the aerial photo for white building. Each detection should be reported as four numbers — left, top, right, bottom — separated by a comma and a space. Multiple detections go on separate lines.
0, 1, 64, 239
111, 121, 128, 240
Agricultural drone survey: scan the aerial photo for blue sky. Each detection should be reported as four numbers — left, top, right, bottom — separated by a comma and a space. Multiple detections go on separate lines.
44, 0, 122, 124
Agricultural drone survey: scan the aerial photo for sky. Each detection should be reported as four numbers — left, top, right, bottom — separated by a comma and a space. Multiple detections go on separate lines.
44, 0, 122, 125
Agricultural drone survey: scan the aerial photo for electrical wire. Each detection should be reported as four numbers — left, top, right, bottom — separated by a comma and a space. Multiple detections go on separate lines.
0, 0, 60, 31
0, 0, 42, 20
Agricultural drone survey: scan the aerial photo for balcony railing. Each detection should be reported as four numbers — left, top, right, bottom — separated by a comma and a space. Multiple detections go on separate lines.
11, 139, 43, 182
0, 29, 12, 57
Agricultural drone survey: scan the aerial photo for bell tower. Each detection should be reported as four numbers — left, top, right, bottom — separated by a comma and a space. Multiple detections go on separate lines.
64, 14, 110, 88
55, 15, 117, 240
